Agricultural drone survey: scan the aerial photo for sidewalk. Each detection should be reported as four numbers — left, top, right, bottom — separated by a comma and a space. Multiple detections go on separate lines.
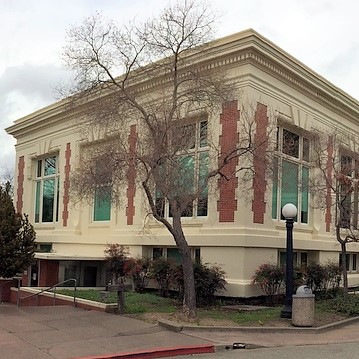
0, 304, 213, 359
1, 303, 359, 359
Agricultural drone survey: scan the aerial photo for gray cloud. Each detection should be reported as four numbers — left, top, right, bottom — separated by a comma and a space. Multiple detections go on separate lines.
321, 44, 359, 100
0, 63, 70, 109
0, 63, 71, 172
1, 0, 359, 175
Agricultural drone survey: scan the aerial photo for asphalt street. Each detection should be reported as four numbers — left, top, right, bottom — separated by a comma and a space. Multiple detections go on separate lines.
176, 342, 359, 359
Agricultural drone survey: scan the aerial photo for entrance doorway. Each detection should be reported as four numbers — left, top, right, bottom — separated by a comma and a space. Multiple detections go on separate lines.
30, 263, 39, 286
83, 266, 97, 287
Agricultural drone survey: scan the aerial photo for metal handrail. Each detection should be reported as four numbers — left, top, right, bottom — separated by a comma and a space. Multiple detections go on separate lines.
18, 278, 77, 308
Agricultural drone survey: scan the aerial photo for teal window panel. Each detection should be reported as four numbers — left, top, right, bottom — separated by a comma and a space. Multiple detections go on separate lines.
94, 186, 111, 221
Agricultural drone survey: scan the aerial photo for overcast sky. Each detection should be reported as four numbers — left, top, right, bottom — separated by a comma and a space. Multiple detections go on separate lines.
1, 0, 359, 177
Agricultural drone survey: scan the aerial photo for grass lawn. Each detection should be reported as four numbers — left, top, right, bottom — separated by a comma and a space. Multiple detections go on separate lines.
56, 289, 176, 314
56, 289, 355, 327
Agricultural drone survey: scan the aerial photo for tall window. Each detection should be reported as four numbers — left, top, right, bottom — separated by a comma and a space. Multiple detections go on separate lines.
92, 157, 112, 222
156, 120, 209, 218
35, 156, 60, 223
339, 154, 359, 229
272, 128, 310, 223
93, 186, 111, 221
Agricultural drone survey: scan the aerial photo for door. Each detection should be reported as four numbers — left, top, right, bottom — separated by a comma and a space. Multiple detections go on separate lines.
83, 266, 97, 287
30, 263, 39, 286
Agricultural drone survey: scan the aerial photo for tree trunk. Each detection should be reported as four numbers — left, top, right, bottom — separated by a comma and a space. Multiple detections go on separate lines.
172, 213, 196, 317
140, 181, 196, 315
341, 241, 349, 300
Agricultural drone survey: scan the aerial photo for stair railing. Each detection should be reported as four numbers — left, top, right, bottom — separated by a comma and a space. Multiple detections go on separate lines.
18, 278, 77, 307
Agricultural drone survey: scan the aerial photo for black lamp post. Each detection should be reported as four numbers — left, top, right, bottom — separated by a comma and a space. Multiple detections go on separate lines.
280, 203, 297, 319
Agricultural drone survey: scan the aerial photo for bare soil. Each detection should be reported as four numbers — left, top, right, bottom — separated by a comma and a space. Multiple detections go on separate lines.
130, 310, 348, 328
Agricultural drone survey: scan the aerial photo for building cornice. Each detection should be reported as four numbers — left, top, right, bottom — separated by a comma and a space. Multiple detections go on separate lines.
241, 48, 359, 123
6, 29, 359, 138
192, 29, 359, 123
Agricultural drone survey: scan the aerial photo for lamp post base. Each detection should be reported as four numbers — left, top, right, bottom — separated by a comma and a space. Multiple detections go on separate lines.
280, 305, 292, 319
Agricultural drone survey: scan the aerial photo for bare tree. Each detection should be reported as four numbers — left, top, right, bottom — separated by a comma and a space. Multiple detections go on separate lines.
0, 165, 14, 190
63, 1, 270, 316
311, 130, 359, 298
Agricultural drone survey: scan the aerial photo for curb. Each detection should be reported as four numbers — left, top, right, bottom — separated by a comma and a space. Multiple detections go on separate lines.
315, 316, 359, 332
214, 343, 266, 351
74, 344, 215, 359
158, 316, 359, 334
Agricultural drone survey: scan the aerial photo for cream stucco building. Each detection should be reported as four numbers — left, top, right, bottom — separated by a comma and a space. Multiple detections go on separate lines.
6, 29, 359, 297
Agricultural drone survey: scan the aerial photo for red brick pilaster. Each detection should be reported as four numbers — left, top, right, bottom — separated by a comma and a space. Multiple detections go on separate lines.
126, 125, 137, 225
217, 101, 239, 222
252, 103, 269, 224
0, 279, 17, 302
38, 260, 59, 287
16, 156, 25, 214
325, 136, 333, 232
62, 143, 71, 227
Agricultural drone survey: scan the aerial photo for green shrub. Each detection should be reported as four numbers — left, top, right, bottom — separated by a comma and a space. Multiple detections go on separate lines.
303, 263, 327, 292
104, 244, 129, 282
175, 261, 226, 307
253, 261, 342, 302
317, 293, 359, 316
151, 257, 177, 297
303, 262, 341, 298
324, 262, 342, 291
124, 257, 152, 293
252, 263, 284, 300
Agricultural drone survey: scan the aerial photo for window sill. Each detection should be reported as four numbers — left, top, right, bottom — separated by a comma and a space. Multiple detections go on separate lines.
89, 221, 111, 227
34, 224, 56, 230
147, 217, 207, 228
274, 221, 313, 233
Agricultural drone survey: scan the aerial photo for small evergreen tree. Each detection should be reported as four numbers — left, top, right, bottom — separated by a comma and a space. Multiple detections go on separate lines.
0, 182, 36, 278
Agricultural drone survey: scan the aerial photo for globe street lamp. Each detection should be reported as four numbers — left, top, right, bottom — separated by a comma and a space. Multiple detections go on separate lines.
280, 203, 297, 319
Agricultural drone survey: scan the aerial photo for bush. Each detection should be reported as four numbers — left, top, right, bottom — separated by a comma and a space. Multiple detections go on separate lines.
324, 261, 342, 291
124, 257, 152, 293
317, 293, 359, 316
303, 263, 327, 292
252, 263, 284, 301
253, 261, 342, 302
303, 262, 341, 298
175, 261, 226, 307
151, 257, 177, 297
104, 244, 129, 282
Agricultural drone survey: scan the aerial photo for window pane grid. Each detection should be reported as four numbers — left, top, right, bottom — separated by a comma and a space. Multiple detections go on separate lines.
93, 186, 111, 221
339, 154, 359, 229
301, 167, 309, 223
166, 120, 209, 219
34, 156, 59, 224
272, 127, 310, 224
35, 181, 41, 223
42, 179, 55, 222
